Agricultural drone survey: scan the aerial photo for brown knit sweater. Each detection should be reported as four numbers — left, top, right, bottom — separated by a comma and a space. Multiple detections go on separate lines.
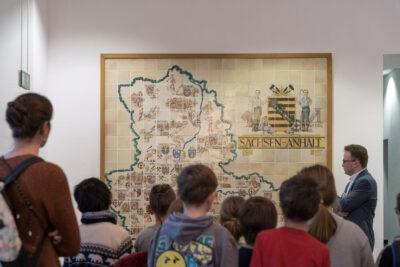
0, 155, 81, 266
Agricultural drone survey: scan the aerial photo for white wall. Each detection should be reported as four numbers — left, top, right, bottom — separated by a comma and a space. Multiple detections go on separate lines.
0, 0, 49, 156
1, 0, 399, 256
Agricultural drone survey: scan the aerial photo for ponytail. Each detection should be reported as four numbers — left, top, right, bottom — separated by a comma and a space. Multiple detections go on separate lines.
308, 203, 337, 243
222, 219, 241, 241
220, 196, 245, 241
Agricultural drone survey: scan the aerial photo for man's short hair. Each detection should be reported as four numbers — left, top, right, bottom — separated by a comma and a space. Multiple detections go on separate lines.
344, 144, 368, 168
149, 184, 176, 217
74, 177, 111, 213
177, 164, 218, 206
239, 197, 277, 245
279, 174, 320, 222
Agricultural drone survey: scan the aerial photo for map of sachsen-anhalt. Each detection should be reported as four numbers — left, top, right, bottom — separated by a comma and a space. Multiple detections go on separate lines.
103, 57, 329, 237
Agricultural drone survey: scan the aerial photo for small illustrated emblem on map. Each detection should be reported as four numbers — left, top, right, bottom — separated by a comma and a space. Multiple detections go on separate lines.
137, 162, 144, 169
131, 92, 144, 108
172, 148, 181, 159
188, 147, 196, 159
112, 199, 122, 207
146, 85, 155, 98
146, 174, 156, 184
162, 166, 170, 175
161, 145, 170, 155
174, 164, 183, 174
183, 85, 192, 97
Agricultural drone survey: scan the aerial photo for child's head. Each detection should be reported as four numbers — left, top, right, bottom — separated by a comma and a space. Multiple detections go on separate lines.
177, 164, 218, 207
239, 197, 277, 245
279, 174, 320, 222
299, 165, 336, 207
149, 184, 176, 219
74, 177, 111, 213
220, 196, 245, 241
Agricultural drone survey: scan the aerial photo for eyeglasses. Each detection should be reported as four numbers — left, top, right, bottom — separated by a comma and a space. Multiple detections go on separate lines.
342, 160, 355, 163
395, 208, 400, 215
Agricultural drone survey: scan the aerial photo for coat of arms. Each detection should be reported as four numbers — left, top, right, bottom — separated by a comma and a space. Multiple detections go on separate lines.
188, 147, 196, 159
161, 145, 170, 155
162, 165, 170, 175
172, 148, 181, 159
267, 84, 296, 133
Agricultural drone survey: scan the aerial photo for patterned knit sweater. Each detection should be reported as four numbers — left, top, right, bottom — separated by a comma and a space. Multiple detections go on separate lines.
63, 211, 133, 266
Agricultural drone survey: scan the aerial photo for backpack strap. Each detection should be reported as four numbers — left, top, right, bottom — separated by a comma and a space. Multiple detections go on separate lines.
151, 226, 162, 267
30, 229, 48, 267
1, 156, 47, 266
2, 156, 43, 185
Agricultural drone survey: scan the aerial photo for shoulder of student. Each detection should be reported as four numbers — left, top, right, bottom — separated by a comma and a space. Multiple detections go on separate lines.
31, 160, 68, 183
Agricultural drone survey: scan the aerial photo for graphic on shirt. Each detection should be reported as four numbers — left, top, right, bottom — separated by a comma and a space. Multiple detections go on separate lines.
156, 236, 214, 267
156, 250, 185, 267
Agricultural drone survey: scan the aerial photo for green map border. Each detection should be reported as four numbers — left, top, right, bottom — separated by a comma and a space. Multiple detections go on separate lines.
104, 65, 278, 237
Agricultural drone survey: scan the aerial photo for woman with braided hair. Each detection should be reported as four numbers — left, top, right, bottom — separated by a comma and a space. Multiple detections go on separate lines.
0, 93, 80, 266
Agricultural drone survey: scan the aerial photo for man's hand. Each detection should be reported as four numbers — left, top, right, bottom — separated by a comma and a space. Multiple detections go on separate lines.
338, 211, 349, 217
48, 229, 62, 245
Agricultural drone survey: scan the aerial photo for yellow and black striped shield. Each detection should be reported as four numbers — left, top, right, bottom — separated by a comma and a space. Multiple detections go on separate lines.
267, 96, 296, 132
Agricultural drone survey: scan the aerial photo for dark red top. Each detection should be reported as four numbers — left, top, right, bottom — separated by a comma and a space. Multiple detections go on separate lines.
250, 227, 330, 267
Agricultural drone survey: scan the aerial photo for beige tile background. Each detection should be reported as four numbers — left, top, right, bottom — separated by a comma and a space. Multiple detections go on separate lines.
103, 56, 330, 233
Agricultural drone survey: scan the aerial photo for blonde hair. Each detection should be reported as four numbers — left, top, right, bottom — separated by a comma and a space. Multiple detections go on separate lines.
299, 164, 337, 243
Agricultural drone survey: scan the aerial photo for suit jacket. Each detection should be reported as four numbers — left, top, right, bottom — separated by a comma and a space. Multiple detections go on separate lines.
339, 169, 377, 249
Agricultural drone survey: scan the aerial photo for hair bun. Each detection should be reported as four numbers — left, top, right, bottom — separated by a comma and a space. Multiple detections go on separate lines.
7, 101, 28, 125
6, 93, 53, 139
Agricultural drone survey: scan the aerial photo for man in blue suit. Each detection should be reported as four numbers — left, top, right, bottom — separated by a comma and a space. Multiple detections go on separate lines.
339, 144, 377, 249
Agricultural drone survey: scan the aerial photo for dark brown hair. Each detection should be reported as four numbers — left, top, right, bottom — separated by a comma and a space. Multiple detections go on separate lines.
300, 165, 337, 243
239, 197, 277, 245
6, 93, 53, 139
150, 184, 176, 217
167, 199, 184, 215
279, 174, 320, 221
344, 144, 368, 168
220, 196, 245, 241
74, 178, 111, 212
177, 164, 218, 206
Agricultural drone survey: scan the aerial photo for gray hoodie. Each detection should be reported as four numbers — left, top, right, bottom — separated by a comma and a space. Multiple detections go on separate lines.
148, 213, 238, 267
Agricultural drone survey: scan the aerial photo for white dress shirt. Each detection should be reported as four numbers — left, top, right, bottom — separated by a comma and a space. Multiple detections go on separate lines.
345, 168, 366, 193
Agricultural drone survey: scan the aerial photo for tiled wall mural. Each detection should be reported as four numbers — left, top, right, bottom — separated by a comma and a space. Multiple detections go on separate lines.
101, 54, 332, 238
